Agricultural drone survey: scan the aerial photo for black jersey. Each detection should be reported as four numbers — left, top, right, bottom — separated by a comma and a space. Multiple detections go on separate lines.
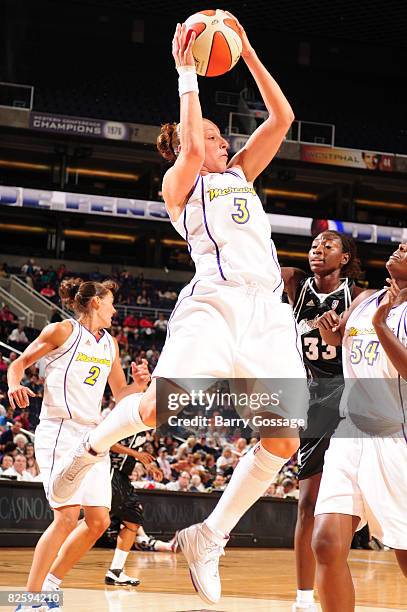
110, 432, 147, 477
293, 277, 354, 379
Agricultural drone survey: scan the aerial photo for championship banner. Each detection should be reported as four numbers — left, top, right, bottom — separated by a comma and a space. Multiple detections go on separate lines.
29, 112, 132, 141
1, 185, 406, 245
301, 145, 395, 172
29, 112, 159, 143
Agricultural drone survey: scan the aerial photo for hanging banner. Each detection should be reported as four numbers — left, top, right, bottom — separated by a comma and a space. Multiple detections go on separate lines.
301, 145, 395, 172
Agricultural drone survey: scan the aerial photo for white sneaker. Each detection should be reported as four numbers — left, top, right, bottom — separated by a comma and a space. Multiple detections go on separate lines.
177, 522, 227, 605
51, 436, 106, 504
292, 603, 318, 611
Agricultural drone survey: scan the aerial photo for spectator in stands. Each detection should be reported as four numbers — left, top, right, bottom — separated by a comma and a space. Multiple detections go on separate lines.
156, 447, 172, 482
0, 352, 8, 373
138, 313, 154, 336
166, 470, 190, 492
0, 419, 23, 450
205, 453, 217, 480
14, 409, 30, 431
25, 442, 35, 460
123, 314, 138, 331
114, 327, 129, 351
40, 284, 57, 301
2, 453, 33, 481
216, 447, 235, 473
56, 264, 66, 282
0, 305, 17, 322
27, 457, 41, 479
211, 473, 226, 491
137, 289, 151, 307
279, 477, 299, 500
154, 313, 168, 336
190, 474, 205, 492
8, 322, 29, 347
5, 351, 18, 365
14, 433, 29, 453
234, 438, 248, 456
0, 263, 8, 278
0, 454, 14, 474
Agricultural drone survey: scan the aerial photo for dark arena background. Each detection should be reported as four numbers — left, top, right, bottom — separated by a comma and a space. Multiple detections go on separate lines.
0, 1, 406, 611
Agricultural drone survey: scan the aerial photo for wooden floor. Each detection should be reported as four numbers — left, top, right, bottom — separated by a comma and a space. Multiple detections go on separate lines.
1, 548, 406, 611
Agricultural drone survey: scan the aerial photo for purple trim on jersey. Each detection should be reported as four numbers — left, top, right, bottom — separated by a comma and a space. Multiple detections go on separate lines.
167, 280, 200, 338
293, 316, 307, 376
45, 321, 80, 369
224, 169, 241, 179
269, 241, 283, 293
80, 323, 105, 343
396, 304, 407, 338
183, 209, 192, 255
355, 289, 385, 319
63, 326, 83, 418
47, 418, 64, 499
270, 241, 282, 272
201, 177, 227, 281
272, 278, 283, 294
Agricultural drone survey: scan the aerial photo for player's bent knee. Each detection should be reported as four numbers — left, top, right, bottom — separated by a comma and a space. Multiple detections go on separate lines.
86, 515, 111, 536
312, 529, 343, 564
54, 512, 79, 534
297, 494, 316, 522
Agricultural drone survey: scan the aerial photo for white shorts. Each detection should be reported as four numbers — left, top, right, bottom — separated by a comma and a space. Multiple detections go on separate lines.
153, 280, 308, 420
35, 418, 111, 510
315, 422, 407, 549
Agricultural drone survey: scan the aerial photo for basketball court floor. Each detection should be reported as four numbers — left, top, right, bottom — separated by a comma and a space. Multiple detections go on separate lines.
1, 548, 406, 611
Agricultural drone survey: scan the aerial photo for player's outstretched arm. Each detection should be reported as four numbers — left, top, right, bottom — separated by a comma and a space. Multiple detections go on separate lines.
372, 280, 407, 379
7, 320, 72, 409
162, 24, 204, 221
227, 13, 294, 182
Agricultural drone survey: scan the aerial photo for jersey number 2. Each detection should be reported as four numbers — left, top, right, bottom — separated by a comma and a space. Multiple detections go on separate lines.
231, 197, 250, 224
84, 366, 101, 386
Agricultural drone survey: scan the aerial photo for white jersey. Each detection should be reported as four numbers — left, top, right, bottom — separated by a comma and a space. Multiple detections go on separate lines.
173, 167, 282, 293
41, 319, 115, 425
341, 290, 407, 435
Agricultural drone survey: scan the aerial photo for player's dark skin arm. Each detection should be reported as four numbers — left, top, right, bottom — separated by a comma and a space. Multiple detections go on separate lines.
280, 267, 307, 304
372, 281, 407, 380
110, 443, 154, 465
316, 289, 376, 346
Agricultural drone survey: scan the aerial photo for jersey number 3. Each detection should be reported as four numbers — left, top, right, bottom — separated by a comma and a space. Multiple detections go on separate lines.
231, 197, 250, 224
84, 366, 101, 386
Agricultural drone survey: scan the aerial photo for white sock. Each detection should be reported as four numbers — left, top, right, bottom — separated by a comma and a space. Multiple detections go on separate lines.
42, 573, 62, 591
88, 393, 147, 453
297, 589, 315, 603
205, 442, 286, 538
110, 548, 129, 571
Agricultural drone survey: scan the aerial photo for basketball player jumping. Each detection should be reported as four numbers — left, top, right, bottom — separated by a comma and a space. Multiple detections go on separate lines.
7, 278, 148, 610
51, 15, 308, 605
312, 244, 407, 611
282, 231, 363, 611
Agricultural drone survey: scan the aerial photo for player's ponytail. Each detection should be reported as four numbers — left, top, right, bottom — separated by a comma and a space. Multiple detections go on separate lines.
59, 277, 82, 309
157, 122, 179, 162
59, 278, 118, 314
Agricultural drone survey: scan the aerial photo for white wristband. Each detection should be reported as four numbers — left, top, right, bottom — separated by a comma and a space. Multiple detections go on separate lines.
177, 65, 199, 97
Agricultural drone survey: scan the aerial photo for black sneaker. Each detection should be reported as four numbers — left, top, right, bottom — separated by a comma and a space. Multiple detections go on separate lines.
104, 568, 141, 587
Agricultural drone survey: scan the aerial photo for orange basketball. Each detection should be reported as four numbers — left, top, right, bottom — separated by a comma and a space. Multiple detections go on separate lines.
185, 9, 242, 77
